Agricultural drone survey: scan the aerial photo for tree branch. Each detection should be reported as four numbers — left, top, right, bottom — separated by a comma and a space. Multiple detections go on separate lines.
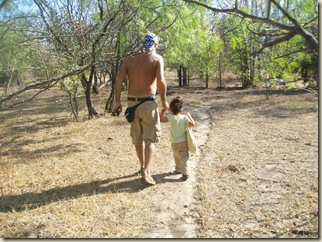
0, 65, 91, 107
270, 0, 318, 50
33, 0, 69, 52
183, 0, 318, 51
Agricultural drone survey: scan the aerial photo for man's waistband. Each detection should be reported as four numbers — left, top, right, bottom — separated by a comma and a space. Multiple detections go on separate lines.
127, 96, 155, 101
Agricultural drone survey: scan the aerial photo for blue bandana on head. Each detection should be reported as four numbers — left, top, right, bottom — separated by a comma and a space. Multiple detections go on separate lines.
144, 33, 158, 50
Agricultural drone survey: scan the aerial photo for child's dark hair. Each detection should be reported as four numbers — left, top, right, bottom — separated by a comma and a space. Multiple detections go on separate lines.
169, 96, 183, 115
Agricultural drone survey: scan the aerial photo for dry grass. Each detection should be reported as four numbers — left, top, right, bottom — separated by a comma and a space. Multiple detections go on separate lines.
0, 79, 318, 238
195, 88, 318, 238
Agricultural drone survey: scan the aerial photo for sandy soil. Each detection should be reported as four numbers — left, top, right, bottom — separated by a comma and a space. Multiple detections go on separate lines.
0, 82, 318, 238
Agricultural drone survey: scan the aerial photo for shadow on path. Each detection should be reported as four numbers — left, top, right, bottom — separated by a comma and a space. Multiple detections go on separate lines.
1, 171, 182, 213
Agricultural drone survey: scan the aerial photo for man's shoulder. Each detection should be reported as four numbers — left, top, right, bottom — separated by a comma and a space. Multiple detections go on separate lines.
124, 50, 144, 61
153, 52, 163, 60
125, 54, 137, 62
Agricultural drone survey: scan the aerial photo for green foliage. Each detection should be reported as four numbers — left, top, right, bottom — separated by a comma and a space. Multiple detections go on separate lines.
162, 2, 224, 82
0, 18, 31, 89
0, 0, 318, 107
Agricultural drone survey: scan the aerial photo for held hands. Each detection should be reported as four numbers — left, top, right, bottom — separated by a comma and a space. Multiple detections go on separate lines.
161, 106, 168, 113
163, 102, 169, 111
159, 105, 168, 123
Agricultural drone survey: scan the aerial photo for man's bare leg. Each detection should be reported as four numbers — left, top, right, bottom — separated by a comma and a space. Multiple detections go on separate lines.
135, 144, 145, 174
144, 143, 155, 174
137, 142, 155, 185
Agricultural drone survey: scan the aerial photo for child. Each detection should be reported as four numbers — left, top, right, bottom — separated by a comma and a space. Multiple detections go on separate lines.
160, 96, 196, 181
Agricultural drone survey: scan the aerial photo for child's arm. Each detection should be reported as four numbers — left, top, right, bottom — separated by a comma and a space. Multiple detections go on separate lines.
186, 112, 196, 128
160, 107, 168, 123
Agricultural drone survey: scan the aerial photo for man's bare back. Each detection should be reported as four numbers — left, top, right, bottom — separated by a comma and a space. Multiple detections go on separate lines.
125, 51, 164, 97
115, 44, 167, 110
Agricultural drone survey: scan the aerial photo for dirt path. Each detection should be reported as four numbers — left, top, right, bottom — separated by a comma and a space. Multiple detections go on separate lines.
147, 105, 211, 238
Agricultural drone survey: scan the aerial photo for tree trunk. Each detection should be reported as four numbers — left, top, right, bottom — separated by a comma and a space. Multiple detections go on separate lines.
218, 57, 223, 88
206, 72, 209, 88
83, 67, 98, 119
93, 69, 99, 94
182, 66, 187, 86
187, 68, 190, 86
178, 65, 183, 86
105, 63, 118, 113
105, 31, 121, 114
249, 57, 255, 86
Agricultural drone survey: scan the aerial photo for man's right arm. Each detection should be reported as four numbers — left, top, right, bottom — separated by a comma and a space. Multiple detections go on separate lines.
115, 62, 127, 111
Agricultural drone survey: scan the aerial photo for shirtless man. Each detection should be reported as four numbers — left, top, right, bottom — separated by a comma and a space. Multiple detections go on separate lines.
114, 33, 168, 185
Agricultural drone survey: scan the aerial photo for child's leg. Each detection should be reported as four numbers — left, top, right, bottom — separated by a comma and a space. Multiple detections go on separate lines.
180, 142, 190, 176
171, 143, 182, 173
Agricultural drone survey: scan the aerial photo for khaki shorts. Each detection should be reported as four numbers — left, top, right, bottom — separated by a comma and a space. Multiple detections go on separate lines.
128, 100, 161, 145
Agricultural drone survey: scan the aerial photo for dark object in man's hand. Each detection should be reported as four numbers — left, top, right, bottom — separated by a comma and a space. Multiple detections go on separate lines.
112, 109, 120, 116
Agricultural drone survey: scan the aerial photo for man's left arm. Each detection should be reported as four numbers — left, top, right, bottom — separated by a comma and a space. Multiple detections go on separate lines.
156, 57, 168, 109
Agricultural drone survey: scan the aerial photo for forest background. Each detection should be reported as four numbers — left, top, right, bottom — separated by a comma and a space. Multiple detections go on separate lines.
0, 0, 318, 116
